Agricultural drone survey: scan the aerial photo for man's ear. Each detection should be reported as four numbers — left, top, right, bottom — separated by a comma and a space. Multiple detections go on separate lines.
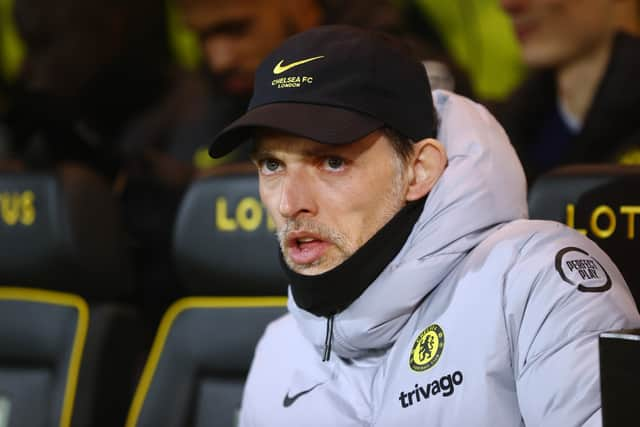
405, 138, 447, 201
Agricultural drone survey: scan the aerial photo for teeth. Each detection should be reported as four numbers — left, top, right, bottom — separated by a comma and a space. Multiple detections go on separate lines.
297, 238, 315, 243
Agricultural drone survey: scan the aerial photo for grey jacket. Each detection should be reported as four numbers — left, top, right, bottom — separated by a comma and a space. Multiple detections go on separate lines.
239, 91, 640, 426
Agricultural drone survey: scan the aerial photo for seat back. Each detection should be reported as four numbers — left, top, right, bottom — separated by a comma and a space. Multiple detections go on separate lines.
173, 172, 287, 296
126, 297, 287, 427
0, 287, 88, 427
528, 164, 640, 306
0, 167, 143, 427
0, 167, 134, 299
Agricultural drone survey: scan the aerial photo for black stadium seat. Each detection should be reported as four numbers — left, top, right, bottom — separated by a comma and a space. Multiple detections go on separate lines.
0, 166, 133, 298
528, 164, 640, 307
125, 296, 287, 427
127, 172, 289, 427
173, 171, 287, 296
0, 288, 87, 427
0, 166, 143, 427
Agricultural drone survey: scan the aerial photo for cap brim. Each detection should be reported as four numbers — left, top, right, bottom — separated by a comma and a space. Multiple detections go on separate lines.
209, 103, 384, 158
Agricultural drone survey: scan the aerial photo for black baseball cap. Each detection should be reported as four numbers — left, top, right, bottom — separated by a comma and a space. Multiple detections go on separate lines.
209, 25, 435, 158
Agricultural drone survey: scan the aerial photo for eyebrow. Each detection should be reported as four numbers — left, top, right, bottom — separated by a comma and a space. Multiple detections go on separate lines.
249, 150, 263, 163
198, 18, 251, 40
249, 144, 267, 162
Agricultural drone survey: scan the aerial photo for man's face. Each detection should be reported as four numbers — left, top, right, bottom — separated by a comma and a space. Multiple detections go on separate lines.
180, 0, 298, 96
500, 0, 615, 68
253, 130, 410, 276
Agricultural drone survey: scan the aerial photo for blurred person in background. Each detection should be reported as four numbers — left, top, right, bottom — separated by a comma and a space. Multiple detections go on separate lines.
175, 0, 472, 173
498, 0, 640, 184
3, 0, 174, 179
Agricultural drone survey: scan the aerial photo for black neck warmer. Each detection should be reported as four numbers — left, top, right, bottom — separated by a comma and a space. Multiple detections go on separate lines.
280, 196, 427, 317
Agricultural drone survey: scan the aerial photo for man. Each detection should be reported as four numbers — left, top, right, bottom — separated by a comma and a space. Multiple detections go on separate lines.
498, 0, 640, 183
209, 26, 640, 426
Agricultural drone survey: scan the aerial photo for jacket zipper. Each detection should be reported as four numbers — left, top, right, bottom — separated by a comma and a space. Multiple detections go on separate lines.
322, 314, 335, 362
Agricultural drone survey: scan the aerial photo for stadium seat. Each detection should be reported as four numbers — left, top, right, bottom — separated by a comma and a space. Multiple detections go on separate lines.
126, 172, 289, 427
0, 166, 133, 298
528, 164, 640, 307
173, 171, 287, 296
0, 166, 143, 427
0, 288, 87, 427
125, 297, 287, 427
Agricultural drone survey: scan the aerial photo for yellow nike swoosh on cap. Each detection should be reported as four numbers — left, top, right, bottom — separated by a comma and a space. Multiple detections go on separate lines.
273, 56, 325, 74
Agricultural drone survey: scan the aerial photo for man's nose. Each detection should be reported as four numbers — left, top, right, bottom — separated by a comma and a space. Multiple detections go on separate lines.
203, 37, 236, 73
278, 170, 317, 219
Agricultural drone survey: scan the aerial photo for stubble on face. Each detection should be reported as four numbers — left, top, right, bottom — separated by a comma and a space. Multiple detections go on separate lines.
277, 218, 355, 273
277, 153, 408, 275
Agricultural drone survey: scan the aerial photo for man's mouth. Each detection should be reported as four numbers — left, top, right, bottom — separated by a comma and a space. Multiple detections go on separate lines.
285, 233, 332, 266
512, 19, 537, 42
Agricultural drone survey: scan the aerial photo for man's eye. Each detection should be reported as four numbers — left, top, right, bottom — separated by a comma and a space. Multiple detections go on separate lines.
325, 157, 345, 170
219, 20, 251, 37
262, 159, 281, 172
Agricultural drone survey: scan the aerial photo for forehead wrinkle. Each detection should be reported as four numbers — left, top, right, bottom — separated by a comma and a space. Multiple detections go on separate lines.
255, 135, 324, 154
253, 129, 385, 160
256, 143, 364, 165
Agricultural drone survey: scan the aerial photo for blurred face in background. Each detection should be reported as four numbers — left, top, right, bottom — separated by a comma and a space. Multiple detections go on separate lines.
13, 0, 130, 98
180, 0, 322, 96
500, 0, 617, 68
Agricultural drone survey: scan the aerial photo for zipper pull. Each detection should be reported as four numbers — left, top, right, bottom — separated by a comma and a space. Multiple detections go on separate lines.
322, 314, 335, 362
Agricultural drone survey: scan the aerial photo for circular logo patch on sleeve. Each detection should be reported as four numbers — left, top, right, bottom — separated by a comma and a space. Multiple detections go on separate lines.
409, 324, 444, 372
555, 247, 611, 293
